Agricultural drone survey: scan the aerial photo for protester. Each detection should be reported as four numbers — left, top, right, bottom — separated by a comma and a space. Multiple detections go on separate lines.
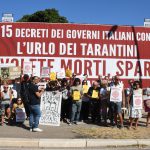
80, 79, 90, 122
87, 81, 101, 124
60, 78, 71, 124
1, 84, 12, 123
11, 97, 25, 124
28, 76, 44, 132
100, 80, 110, 126
109, 76, 125, 128
20, 74, 31, 120
69, 78, 83, 125
128, 81, 143, 130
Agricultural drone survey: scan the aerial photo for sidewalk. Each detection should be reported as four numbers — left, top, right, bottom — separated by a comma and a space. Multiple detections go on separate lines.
0, 118, 150, 148
0, 138, 150, 148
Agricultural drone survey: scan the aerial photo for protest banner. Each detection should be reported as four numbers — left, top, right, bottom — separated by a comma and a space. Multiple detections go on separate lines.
110, 87, 122, 102
143, 95, 150, 112
40, 92, 62, 126
133, 94, 143, 109
0, 23, 150, 87
16, 108, 26, 122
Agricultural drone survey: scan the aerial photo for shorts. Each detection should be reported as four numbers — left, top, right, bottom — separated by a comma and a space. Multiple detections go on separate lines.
1, 101, 10, 112
110, 101, 122, 114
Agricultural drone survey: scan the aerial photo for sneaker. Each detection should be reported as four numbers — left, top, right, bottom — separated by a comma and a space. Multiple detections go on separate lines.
68, 122, 72, 126
29, 129, 33, 132
33, 128, 43, 132
74, 122, 78, 125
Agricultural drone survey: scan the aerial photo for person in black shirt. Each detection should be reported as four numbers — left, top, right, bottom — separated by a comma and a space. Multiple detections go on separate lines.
87, 81, 101, 124
28, 76, 44, 132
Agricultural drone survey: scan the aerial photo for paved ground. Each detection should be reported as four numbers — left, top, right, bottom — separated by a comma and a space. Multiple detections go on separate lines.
0, 121, 85, 139
0, 115, 148, 139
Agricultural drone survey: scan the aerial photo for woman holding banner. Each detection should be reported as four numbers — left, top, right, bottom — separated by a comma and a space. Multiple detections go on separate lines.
128, 81, 143, 130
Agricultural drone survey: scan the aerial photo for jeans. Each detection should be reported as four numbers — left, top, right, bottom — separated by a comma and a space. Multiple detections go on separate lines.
29, 105, 41, 129
70, 101, 82, 122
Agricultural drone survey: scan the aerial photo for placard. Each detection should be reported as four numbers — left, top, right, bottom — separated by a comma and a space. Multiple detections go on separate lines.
23, 62, 32, 75
133, 94, 143, 109
40, 92, 62, 126
16, 108, 26, 122
92, 90, 99, 99
73, 91, 80, 100
110, 87, 122, 102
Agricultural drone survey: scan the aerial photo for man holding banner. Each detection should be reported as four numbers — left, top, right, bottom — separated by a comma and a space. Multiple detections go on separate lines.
28, 76, 44, 132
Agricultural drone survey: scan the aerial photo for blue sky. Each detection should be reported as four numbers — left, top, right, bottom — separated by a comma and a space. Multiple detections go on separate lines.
0, 0, 150, 26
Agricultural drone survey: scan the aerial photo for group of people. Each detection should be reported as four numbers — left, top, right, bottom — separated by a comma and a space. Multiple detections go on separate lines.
0, 73, 150, 132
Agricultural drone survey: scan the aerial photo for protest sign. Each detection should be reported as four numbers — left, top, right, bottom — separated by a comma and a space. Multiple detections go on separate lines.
40, 92, 62, 126
23, 62, 32, 75
1, 67, 9, 80
110, 87, 122, 102
73, 91, 80, 100
133, 94, 143, 109
9, 66, 21, 79
41, 67, 50, 78
92, 90, 99, 99
16, 108, 26, 122
83, 85, 89, 94
50, 72, 56, 81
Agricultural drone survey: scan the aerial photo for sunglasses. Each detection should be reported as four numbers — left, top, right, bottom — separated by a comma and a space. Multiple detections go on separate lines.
4, 87, 8, 89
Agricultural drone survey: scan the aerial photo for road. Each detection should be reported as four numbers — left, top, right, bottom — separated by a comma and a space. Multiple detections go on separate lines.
0, 147, 150, 150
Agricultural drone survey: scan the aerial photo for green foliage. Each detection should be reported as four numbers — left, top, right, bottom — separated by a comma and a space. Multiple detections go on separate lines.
17, 8, 68, 23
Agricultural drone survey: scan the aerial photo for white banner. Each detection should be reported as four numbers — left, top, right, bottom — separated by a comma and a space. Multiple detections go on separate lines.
133, 94, 143, 109
1, 57, 150, 79
40, 92, 62, 126
110, 87, 122, 102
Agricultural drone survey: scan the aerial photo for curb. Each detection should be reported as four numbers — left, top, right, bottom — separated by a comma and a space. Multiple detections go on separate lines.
0, 138, 150, 148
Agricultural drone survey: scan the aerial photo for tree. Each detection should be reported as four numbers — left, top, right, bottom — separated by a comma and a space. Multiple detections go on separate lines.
17, 8, 68, 23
